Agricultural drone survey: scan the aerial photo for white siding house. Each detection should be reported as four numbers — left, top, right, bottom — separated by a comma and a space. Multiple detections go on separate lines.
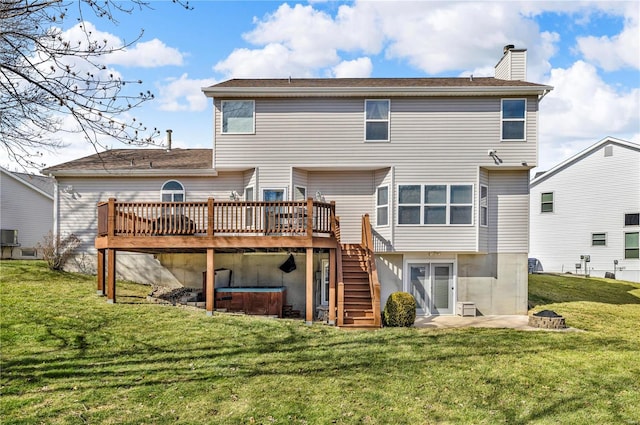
0, 167, 54, 259
529, 137, 640, 282
44, 45, 553, 319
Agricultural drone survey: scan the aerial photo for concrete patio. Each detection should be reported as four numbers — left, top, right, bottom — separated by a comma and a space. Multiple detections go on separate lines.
413, 314, 581, 331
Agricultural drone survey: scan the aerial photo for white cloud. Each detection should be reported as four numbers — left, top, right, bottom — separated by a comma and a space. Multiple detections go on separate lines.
108, 39, 185, 68
331, 57, 372, 78
157, 74, 216, 112
538, 60, 640, 170
576, 11, 639, 71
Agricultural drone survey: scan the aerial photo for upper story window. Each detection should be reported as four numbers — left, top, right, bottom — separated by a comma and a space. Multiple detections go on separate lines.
376, 186, 389, 227
398, 184, 473, 226
541, 192, 553, 213
222, 100, 254, 134
365, 99, 389, 141
501, 99, 526, 141
161, 180, 185, 202
625, 213, 639, 226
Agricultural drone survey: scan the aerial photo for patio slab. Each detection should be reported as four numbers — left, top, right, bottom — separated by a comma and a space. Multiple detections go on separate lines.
413, 315, 581, 331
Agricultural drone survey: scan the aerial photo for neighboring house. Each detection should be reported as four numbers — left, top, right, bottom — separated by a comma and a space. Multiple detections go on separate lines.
530, 137, 640, 282
43, 45, 552, 326
0, 167, 54, 259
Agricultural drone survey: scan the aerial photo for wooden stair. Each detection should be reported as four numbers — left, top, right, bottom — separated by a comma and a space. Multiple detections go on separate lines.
340, 243, 378, 328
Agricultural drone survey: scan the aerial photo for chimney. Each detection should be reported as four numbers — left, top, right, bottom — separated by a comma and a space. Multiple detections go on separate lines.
166, 129, 172, 151
495, 44, 527, 81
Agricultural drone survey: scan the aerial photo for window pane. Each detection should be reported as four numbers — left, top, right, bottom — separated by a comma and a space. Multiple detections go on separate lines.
162, 181, 184, 191
503, 99, 525, 118
503, 121, 524, 139
366, 122, 388, 140
541, 193, 553, 203
377, 187, 388, 206
541, 204, 553, 213
399, 185, 421, 204
425, 185, 446, 204
450, 206, 472, 224
245, 187, 254, 201
625, 213, 640, 226
481, 206, 488, 226
450, 185, 472, 204
625, 232, 639, 248
377, 206, 388, 226
162, 194, 172, 202
222, 101, 254, 133
592, 233, 606, 246
366, 100, 389, 119
398, 206, 420, 224
424, 206, 446, 224
173, 193, 184, 202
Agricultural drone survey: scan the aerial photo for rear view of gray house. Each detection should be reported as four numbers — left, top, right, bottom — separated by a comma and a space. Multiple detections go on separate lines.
44, 45, 552, 325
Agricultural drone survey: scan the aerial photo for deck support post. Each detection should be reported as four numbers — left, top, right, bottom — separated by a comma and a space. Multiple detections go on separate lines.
106, 249, 116, 303
97, 249, 106, 296
305, 247, 314, 325
206, 248, 215, 316
328, 248, 336, 325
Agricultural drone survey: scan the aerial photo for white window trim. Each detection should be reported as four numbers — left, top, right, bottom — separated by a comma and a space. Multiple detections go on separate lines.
501, 98, 526, 142
293, 185, 307, 202
364, 99, 390, 142
376, 185, 390, 228
397, 183, 474, 227
591, 232, 607, 247
480, 184, 489, 227
221, 99, 255, 135
160, 180, 185, 202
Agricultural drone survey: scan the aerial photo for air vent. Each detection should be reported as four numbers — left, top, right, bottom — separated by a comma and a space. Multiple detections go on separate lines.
604, 145, 613, 157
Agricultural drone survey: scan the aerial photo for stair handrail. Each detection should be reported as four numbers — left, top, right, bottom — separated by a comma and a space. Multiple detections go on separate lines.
361, 214, 381, 327
336, 241, 344, 326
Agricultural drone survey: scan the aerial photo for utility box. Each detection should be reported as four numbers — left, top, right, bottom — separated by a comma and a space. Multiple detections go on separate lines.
456, 301, 476, 317
0, 229, 19, 246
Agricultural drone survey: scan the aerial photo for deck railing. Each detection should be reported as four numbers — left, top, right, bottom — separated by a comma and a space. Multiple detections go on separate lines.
361, 214, 382, 327
97, 198, 336, 238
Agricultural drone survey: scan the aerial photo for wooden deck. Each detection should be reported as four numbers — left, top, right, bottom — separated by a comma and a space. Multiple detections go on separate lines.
95, 198, 340, 324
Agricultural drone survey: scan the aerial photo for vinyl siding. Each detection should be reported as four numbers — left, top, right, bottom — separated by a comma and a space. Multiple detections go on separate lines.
488, 170, 530, 253
307, 170, 374, 244
0, 173, 53, 255
530, 143, 640, 280
214, 97, 539, 170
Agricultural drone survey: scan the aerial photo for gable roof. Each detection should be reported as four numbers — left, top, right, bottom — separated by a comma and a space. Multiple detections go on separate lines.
203, 77, 553, 98
0, 167, 54, 200
41, 149, 215, 177
530, 137, 640, 187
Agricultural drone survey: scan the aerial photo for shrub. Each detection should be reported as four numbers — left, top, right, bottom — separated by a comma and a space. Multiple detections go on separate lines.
383, 291, 417, 327
37, 231, 81, 271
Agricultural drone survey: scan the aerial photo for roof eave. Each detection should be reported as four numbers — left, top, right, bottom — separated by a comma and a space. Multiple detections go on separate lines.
45, 169, 219, 178
202, 85, 554, 98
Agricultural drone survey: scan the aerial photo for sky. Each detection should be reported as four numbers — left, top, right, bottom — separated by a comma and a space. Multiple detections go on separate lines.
7, 0, 640, 175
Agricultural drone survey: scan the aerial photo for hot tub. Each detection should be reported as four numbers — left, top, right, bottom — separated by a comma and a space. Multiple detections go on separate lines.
215, 287, 286, 317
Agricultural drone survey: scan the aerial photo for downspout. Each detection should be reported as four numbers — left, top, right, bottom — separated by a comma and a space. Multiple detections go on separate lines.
212, 97, 216, 170
50, 175, 60, 240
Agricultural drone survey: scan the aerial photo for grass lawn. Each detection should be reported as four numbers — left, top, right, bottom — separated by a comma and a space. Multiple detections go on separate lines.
2, 261, 640, 424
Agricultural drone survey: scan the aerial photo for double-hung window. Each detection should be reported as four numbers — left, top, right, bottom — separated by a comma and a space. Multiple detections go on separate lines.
501, 99, 526, 141
541, 192, 553, 213
398, 184, 473, 225
625, 213, 639, 226
376, 186, 389, 226
625, 232, 639, 259
222, 100, 254, 134
592, 233, 606, 246
365, 100, 389, 141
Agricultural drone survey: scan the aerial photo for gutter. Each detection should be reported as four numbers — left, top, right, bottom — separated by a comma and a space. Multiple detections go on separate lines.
45, 169, 220, 178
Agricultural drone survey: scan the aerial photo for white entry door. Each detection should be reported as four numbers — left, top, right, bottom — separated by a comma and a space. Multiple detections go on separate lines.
405, 260, 454, 315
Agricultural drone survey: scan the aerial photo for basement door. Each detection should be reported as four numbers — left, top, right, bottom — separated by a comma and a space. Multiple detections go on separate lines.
405, 261, 454, 315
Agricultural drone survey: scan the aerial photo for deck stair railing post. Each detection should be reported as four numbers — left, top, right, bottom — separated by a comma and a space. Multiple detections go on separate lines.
107, 198, 116, 238
361, 214, 381, 327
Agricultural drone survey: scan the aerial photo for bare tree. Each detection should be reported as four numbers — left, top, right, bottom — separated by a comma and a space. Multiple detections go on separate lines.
0, 0, 189, 169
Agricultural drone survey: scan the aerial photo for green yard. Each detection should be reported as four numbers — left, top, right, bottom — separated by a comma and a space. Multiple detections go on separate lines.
1, 261, 639, 424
